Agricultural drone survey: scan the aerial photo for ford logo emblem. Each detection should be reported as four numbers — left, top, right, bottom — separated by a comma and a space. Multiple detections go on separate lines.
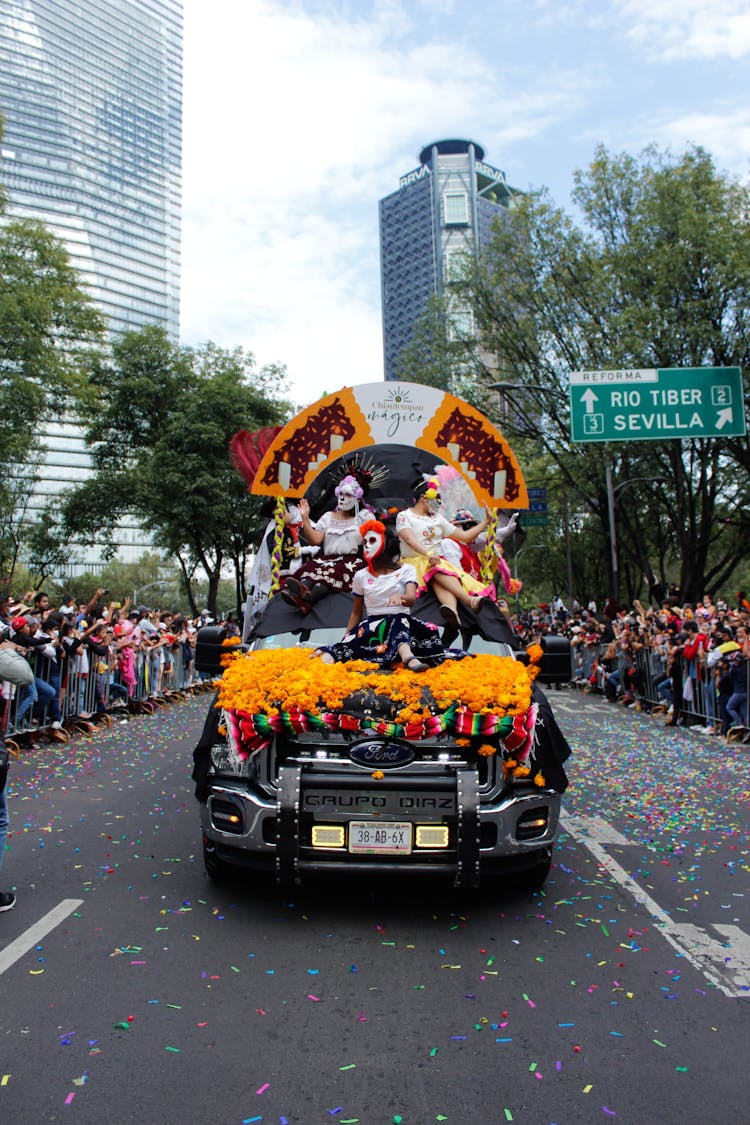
349, 739, 415, 769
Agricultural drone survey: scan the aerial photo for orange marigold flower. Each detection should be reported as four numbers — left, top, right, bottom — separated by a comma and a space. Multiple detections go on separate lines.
477, 743, 496, 757
513, 763, 531, 778
371, 769, 385, 780
526, 643, 543, 664
216, 648, 536, 726
533, 771, 546, 787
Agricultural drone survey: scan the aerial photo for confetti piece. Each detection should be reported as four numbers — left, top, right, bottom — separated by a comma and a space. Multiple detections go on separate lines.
430, 1048, 438, 1057
602, 1109, 617, 1117
1, 1076, 9, 1086
504, 1110, 514, 1122
338, 1064, 356, 1071
307, 994, 321, 1002
653, 1040, 666, 1048
256, 1083, 270, 1095
242, 1118, 262, 1124
583, 1085, 593, 1094
65, 1093, 75, 1105
165, 1046, 180, 1053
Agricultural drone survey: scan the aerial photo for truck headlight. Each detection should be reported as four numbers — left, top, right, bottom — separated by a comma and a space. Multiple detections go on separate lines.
210, 742, 253, 778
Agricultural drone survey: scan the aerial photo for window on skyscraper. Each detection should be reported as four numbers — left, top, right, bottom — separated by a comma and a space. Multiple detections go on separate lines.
444, 192, 469, 225
448, 303, 474, 339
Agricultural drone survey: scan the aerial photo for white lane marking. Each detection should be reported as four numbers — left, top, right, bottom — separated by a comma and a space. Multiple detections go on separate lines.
0, 899, 84, 977
713, 925, 750, 972
560, 817, 749, 998
562, 813, 632, 846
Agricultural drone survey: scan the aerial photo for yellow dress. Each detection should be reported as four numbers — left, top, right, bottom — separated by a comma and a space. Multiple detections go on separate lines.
395, 508, 495, 599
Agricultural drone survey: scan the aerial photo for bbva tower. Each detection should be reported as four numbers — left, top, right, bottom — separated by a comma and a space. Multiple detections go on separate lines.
379, 139, 520, 382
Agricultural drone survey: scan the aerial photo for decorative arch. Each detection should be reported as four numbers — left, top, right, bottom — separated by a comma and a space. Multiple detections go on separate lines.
248, 382, 528, 510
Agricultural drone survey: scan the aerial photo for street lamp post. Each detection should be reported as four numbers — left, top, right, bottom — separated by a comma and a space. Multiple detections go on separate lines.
133, 580, 170, 607
488, 380, 573, 606
605, 471, 668, 604
512, 543, 545, 612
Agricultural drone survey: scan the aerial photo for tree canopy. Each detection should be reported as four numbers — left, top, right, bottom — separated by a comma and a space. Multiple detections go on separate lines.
419, 144, 750, 603
62, 328, 293, 616
0, 114, 105, 580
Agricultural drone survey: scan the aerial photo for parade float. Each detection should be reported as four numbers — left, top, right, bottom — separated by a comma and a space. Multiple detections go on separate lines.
193, 383, 572, 889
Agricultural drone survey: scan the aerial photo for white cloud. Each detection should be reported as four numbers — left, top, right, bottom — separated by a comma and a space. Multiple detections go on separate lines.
617, 0, 750, 61
650, 107, 750, 176
180, 0, 591, 403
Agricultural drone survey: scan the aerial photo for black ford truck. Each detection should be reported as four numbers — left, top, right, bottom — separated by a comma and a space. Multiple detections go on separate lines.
192, 383, 572, 889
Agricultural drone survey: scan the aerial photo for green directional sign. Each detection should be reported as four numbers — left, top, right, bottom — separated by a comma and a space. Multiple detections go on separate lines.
569, 367, 745, 443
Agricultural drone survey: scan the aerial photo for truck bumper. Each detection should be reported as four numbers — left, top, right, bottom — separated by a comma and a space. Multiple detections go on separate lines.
200, 775, 561, 888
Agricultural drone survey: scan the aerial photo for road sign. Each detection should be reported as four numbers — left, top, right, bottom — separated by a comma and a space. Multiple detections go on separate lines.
527, 487, 547, 500
569, 367, 745, 443
519, 514, 548, 527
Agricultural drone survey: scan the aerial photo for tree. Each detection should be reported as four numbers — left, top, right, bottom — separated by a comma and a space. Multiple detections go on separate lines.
24, 501, 72, 585
62, 330, 292, 617
0, 115, 104, 583
449, 144, 750, 603
0, 219, 104, 471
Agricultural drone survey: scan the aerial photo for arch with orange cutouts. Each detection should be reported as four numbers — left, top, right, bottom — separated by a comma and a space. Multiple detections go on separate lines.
248, 382, 527, 510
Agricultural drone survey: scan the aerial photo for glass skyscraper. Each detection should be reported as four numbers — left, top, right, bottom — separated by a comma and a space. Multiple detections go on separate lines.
379, 139, 519, 382
0, 0, 182, 564
0, 0, 182, 337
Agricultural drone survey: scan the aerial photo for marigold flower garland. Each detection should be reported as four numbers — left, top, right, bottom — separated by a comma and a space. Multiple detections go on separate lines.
216, 645, 544, 780
217, 647, 540, 722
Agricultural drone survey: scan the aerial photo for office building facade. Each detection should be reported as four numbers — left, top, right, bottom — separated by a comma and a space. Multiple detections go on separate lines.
379, 138, 518, 382
0, 0, 181, 337
0, 0, 182, 564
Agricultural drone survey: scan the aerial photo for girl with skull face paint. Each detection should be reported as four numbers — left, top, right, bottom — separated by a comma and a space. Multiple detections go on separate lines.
315, 521, 457, 670
395, 477, 499, 631
280, 475, 369, 613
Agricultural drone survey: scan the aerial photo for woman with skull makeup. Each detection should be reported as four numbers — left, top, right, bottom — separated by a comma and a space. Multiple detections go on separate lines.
315, 521, 452, 671
396, 476, 498, 630
281, 474, 369, 613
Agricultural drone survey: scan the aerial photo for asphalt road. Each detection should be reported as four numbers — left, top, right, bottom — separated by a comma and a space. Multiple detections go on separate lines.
0, 688, 747, 1124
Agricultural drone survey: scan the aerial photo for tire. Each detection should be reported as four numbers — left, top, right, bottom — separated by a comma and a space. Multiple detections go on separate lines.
203, 838, 236, 884
516, 847, 553, 892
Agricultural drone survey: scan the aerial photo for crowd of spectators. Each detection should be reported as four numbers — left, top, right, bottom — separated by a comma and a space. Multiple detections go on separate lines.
0, 586, 226, 744
2, 577, 749, 745
513, 591, 750, 738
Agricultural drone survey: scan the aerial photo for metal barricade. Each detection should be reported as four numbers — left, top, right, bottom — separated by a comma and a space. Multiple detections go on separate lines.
1, 626, 213, 758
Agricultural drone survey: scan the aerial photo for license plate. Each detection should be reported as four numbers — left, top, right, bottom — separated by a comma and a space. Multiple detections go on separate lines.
348, 821, 412, 855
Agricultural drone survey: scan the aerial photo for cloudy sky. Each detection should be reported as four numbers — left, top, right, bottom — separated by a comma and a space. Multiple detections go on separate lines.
181, 0, 750, 407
